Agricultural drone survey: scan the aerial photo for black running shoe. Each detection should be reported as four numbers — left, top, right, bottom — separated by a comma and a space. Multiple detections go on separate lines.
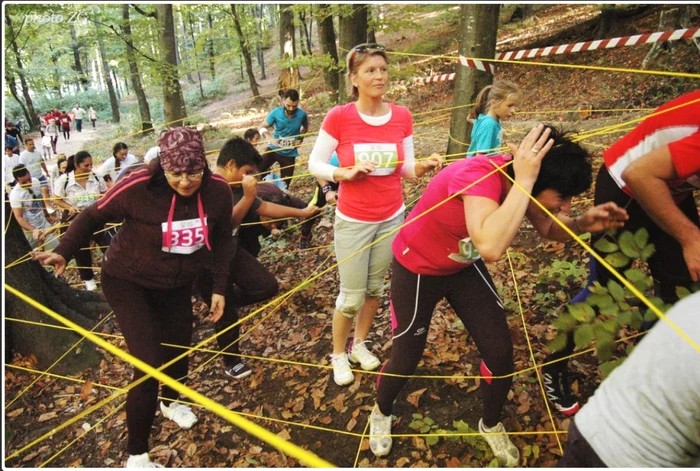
542, 368, 580, 416
225, 362, 252, 379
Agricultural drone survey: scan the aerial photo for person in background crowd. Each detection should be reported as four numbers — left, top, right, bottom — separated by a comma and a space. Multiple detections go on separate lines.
5, 120, 24, 147
5, 132, 20, 154
143, 129, 169, 164
243, 128, 261, 145
59, 111, 71, 140
33, 128, 234, 468
41, 134, 52, 161
50, 154, 68, 193
557, 291, 700, 468
96, 142, 139, 188
308, 43, 442, 387
53, 151, 108, 291
257, 89, 309, 183
9, 164, 58, 250
71, 104, 85, 133
88, 105, 97, 129
300, 152, 340, 249
4, 145, 20, 192
46, 118, 59, 155
38, 112, 47, 137
18, 138, 50, 204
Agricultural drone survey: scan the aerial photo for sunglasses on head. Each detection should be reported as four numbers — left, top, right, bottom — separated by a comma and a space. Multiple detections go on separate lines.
354, 43, 386, 53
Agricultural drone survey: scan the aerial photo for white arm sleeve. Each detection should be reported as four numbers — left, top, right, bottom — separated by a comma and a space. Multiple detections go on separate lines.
308, 129, 340, 182
399, 135, 417, 178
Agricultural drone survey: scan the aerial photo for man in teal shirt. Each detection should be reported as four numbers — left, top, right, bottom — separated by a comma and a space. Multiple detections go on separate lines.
257, 89, 309, 184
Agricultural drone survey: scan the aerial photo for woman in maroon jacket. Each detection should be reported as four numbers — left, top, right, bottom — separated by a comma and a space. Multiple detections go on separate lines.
33, 128, 234, 468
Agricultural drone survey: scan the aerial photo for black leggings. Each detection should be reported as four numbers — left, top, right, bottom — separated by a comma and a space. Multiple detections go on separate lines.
376, 258, 513, 427
545, 167, 699, 369
259, 148, 296, 183
195, 246, 278, 366
101, 273, 194, 455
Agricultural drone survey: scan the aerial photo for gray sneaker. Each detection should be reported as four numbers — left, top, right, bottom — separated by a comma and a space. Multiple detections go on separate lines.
369, 407, 393, 457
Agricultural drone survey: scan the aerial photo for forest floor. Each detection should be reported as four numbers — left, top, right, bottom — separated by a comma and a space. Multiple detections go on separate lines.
4, 3, 700, 468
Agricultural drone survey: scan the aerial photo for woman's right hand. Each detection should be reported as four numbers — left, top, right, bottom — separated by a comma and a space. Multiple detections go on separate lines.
31, 252, 67, 276
339, 160, 377, 181
507, 124, 554, 188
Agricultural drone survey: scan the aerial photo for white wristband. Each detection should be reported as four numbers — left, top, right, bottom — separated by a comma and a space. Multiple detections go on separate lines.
258, 127, 269, 137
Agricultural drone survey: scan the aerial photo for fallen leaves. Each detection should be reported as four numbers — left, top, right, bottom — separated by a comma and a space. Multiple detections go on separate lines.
406, 388, 427, 409
37, 411, 57, 422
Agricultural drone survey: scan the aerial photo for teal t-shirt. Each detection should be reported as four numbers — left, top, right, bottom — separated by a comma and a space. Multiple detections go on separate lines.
266, 107, 309, 158
467, 114, 502, 157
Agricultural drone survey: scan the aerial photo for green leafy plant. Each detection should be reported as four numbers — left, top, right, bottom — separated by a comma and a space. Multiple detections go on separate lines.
445, 420, 499, 466
408, 413, 440, 446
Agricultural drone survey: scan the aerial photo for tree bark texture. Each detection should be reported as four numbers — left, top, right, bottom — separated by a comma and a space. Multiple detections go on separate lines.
231, 4, 262, 101
447, 4, 500, 158
122, 5, 153, 134
4, 199, 108, 375
98, 35, 121, 124
207, 11, 216, 79
317, 5, 340, 101
5, 13, 39, 130
277, 4, 299, 97
156, 4, 187, 127
338, 5, 368, 103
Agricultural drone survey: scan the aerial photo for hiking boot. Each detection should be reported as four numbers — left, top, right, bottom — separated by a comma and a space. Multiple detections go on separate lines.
348, 340, 380, 371
159, 401, 198, 429
299, 234, 312, 250
478, 419, 520, 467
330, 353, 354, 386
225, 362, 252, 379
369, 407, 393, 457
126, 453, 163, 468
542, 368, 580, 416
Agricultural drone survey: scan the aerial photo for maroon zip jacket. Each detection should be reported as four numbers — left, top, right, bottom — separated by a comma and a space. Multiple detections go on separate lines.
53, 166, 234, 294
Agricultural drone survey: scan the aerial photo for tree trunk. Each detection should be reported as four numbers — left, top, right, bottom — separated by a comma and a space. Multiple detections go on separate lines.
156, 4, 188, 127
207, 11, 216, 79
121, 5, 153, 134
255, 4, 266, 80
307, 5, 314, 51
177, 7, 195, 85
5, 13, 40, 130
5, 70, 31, 126
447, 4, 500, 158
98, 35, 121, 124
69, 24, 89, 91
231, 4, 262, 102
298, 9, 309, 55
277, 4, 299, 97
4, 198, 109, 375
317, 4, 340, 102
338, 5, 368, 103
367, 5, 377, 43
187, 10, 205, 101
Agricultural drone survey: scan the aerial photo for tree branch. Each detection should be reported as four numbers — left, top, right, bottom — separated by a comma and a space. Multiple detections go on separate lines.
90, 17, 157, 63
130, 4, 157, 19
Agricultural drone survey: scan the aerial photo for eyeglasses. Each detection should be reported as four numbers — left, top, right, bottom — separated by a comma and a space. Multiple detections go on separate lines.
165, 171, 204, 182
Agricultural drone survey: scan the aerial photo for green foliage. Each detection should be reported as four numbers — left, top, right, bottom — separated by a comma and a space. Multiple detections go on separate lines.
446, 420, 495, 463
537, 260, 587, 286
408, 413, 440, 446
546, 228, 696, 374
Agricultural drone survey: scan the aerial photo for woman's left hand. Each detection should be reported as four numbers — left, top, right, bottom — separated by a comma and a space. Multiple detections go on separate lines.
576, 202, 629, 233
208, 294, 225, 323
418, 153, 444, 176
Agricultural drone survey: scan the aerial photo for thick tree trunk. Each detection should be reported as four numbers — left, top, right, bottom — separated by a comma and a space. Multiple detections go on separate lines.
338, 5, 368, 103
156, 5, 188, 127
277, 4, 299, 96
207, 11, 216, 79
317, 5, 340, 102
5, 13, 40, 130
366, 5, 377, 43
122, 5, 153, 134
4, 199, 109, 375
98, 35, 121, 124
5, 70, 31, 126
447, 4, 500, 158
231, 4, 262, 102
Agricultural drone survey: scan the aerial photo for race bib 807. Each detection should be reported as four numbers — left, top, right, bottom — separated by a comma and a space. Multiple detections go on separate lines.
354, 143, 398, 176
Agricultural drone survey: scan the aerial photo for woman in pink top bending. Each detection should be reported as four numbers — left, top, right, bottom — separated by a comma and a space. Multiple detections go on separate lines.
308, 43, 442, 387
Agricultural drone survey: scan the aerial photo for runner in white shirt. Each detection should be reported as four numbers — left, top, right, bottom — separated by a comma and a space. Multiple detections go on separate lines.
95, 142, 139, 188
71, 104, 86, 132
9, 164, 58, 250
18, 138, 50, 203
4, 146, 20, 192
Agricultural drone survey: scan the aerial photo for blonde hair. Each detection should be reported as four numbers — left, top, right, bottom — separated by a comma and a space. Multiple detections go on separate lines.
345, 43, 389, 99
471, 80, 521, 118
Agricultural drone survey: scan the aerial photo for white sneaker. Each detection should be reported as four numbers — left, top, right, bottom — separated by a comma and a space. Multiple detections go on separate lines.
125, 452, 163, 468
330, 353, 354, 386
369, 407, 393, 457
478, 419, 520, 467
84, 279, 98, 291
348, 340, 381, 371
160, 401, 198, 429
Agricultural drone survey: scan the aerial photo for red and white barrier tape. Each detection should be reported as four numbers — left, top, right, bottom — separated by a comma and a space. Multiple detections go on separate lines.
497, 26, 699, 60
412, 27, 699, 83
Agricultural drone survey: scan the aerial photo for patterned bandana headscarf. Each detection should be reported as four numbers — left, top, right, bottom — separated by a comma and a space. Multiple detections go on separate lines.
158, 127, 207, 173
